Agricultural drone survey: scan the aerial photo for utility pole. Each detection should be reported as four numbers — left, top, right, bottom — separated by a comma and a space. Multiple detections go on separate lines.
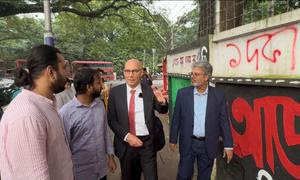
143, 49, 146, 67
43, 0, 54, 46
171, 25, 174, 49
152, 48, 156, 74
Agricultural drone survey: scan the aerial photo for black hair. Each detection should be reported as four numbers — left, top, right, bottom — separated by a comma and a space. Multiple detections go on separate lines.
66, 78, 72, 83
73, 67, 100, 95
14, 68, 29, 87
14, 44, 61, 88
98, 68, 104, 74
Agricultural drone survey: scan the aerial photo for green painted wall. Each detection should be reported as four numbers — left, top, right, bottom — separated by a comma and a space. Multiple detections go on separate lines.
168, 76, 191, 119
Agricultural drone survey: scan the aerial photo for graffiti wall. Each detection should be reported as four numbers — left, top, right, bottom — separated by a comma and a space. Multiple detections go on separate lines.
211, 9, 300, 78
216, 83, 300, 180
167, 36, 209, 75
210, 9, 300, 180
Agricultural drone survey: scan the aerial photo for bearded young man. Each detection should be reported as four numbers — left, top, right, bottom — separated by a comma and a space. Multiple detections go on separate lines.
0, 45, 74, 180
59, 68, 116, 180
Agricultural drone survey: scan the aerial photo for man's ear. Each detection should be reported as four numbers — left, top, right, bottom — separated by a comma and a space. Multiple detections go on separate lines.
86, 84, 93, 92
46, 65, 56, 79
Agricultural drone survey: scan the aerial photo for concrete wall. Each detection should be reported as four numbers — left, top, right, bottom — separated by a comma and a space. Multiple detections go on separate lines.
211, 8, 300, 180
211, 8, 300, 78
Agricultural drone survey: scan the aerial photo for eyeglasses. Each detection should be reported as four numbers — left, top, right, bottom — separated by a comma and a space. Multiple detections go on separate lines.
189, 72, 206, 77
124, 69, 141, 74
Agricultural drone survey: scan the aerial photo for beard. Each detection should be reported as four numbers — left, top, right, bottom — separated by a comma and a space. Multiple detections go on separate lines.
52, 72, 66, 94
192, 82, 202, 87
91, 89, 101, 99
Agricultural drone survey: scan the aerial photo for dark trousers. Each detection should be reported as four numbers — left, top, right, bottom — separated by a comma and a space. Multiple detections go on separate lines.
177, 139, 214, 180
120, 135, 157, 180
99, 176, 106, 180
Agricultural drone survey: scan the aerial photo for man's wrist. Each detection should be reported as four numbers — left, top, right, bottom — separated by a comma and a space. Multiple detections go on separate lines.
124, 133, 130, 142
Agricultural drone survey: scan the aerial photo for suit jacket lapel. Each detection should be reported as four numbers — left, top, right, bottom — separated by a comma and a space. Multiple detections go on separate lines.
121, 84, 129, 126
142, 85, 151, 122
205, 86, 213, 127
188, 86, 194, 123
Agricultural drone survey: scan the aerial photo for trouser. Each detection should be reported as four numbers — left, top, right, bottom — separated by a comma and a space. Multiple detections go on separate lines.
177, 139, 214, 180
120, 135, 158, 180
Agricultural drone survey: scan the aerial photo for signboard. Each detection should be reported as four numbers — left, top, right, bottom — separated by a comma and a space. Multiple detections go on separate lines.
167, 36, 209, 75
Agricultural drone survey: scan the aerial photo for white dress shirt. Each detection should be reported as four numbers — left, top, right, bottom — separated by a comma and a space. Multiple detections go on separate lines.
126, 84, 149, 136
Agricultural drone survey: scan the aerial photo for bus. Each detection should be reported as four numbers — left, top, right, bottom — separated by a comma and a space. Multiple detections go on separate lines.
71, 60, 115, 81
14, 59, 72, 77
15, 59, 27, 68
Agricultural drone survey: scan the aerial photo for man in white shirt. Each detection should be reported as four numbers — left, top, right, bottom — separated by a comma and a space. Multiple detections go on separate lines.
107, 59, 168, 180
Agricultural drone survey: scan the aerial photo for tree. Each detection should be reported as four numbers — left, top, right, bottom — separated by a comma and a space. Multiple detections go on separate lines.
243, 0, 300, 24
0, 0, 149, 18
0, 0, 171, 74
173, 4, 199, 48
52, 5, 168, 74
0, 16, 43, 67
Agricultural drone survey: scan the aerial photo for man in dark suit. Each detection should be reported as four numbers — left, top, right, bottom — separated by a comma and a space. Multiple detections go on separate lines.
108, 59, 168, 180
169, 61, 233, 180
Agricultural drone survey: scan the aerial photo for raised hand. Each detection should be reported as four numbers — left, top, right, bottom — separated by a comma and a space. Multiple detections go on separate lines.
151, 85, 166, 104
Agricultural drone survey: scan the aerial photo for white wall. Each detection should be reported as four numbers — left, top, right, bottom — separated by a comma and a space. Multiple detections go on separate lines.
211, 8, 300, 78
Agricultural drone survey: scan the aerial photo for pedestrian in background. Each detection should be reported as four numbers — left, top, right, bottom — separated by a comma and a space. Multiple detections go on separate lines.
55, 78, 75, 109
141, 67, 153, 86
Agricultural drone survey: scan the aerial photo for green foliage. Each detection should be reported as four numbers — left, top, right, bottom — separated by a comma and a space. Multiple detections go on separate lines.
53, 3, 168, 74
0, 16, 43, 67
173, 4, 198, 48
243, 0, 300, 24
0, 1, 169, 75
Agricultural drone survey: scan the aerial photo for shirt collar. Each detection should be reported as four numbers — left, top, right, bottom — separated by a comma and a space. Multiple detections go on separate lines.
23, 89, 55, 106
126, 83, 142, 94
194, 86, 208, 96
73, 96, 99, 108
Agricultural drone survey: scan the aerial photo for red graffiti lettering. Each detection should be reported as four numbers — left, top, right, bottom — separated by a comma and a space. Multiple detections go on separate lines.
231, 96, 300, 178
185, 56, 191, 63
231, 98, 263, 168
192, 55, 197, 63
172, 58, 179, 67
227, 43, 241, 68
172, 54, 198, 67
226, 26, 298, 71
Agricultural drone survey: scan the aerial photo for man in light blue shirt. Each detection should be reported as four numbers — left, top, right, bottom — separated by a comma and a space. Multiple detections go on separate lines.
170, 61, 233, 180
59, 68, 116, 180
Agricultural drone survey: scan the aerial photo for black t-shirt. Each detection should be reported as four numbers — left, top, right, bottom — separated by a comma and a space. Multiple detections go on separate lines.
141, 74, 152, 86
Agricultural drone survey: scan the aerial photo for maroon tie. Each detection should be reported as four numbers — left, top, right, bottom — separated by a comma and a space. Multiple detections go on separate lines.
129, 89, 136, 135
